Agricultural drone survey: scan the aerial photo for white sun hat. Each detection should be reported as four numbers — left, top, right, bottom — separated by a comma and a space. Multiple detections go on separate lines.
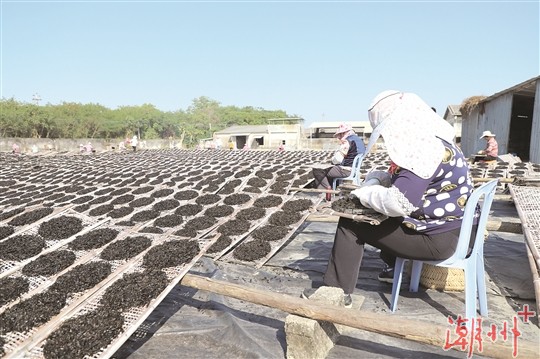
365, 90, 456, 179
479, 130, 496, 139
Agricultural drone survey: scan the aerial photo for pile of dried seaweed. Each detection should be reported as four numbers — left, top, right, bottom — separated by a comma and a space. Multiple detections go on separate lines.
50, 261, 112, 294
68, 228, 119, 251
100, 270, 169, 310
100, 236, 152, 261
8, 207, 54, 226
0, 276, 29, 307
22, 250, 76, 277
38, 216, 83, 240
42, 306, 124, 359
0, 290, 67, 334
143, 240, 200, 270
0, 235, 46, 261
233, 240, 271, 261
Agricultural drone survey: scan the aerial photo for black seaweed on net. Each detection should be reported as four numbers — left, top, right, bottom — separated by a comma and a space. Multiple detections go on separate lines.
63, 185, 84, 193
252, 225, 290, 242
73, 204, 91, 213
76, 187, 96, 195
68, 227, 119, 251
174, 203, 203, 216
282, 198, 313, 212
151, 188, 174, 198
42, 306, 124, 359
149, 178, 163, 185
143, 239, 200, 270
243, 186, 261, 193
87, 195, 112, 205
72, 195, 94, 204
270, 181, 289, 190
110, 188, 132, 196
89, 203, 115, 217
0, 235, 46, 261
153, 198, 180, 211
173, 190, 198, 201
153, 214, 184, 228
108, 206, 135, 219
253, 195, 283, 208
54, 194, 77, 204
255, 170, 274, 179
233, 239, 271, 262
110, 194, 135, 205
184, 216, 217, 231
223, 193, 251, 206
0, 207, 25, 221
217, 219, 250, 236
38, 216, 83, 240
132, 186, 154, 195
172, 227, 198, 238
22, 250, 76, 277
268, 211, 303, 226
204, 205, 234, 218
131, 209, 161, 222
0, 290, 67, 335
218, 186, 234, 195
0, 225, 15, 240
247, 177, 267, 188
100, 270, 169, 311
202, 185, 220, 193
0, 334, 5, 356
140, 226, 164, 234
206, 235, 232, 254
94, 188, 114, 196
236, 207, 266, 221
0, 276, 29, 307
195, 194, 221, 205
234, 170, 251, 178
100, 235, 152, 261
116, 220, 136, 227
276, 174, 295, 181
129, 196, 155, 208
43, 193, 65, 202
50, 261, 112, 294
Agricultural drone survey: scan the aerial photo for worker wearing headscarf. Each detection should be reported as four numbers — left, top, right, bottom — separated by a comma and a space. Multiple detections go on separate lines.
316, 91, 476, 306
311, 123, 366, 201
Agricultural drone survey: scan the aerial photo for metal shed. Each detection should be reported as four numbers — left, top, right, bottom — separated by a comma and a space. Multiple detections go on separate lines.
460, 76, 540, 162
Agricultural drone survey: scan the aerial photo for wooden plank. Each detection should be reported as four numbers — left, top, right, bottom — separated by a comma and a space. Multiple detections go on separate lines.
180, 274, 538, 359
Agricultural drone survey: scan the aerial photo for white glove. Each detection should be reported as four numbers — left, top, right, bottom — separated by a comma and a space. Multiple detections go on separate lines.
331, 150, 344, 165
350, 185, 410, 217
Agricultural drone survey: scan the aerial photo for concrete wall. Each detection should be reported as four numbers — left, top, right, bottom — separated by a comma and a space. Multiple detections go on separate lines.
0, 138, 182, 154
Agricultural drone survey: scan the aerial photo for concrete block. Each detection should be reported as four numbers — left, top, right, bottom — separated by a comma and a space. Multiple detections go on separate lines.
284, 286, 344, 359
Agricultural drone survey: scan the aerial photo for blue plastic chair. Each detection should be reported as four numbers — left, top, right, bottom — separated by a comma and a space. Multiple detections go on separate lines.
390, 179, 499, 324
332, 153, 365, 191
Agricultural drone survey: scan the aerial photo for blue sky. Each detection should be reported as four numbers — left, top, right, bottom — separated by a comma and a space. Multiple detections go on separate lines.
1, 1, 539, 125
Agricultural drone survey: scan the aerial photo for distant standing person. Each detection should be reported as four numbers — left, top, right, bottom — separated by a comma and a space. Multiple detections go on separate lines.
12, 143, 20, 155
477, 130, 498, 162
131, 135, 138, 152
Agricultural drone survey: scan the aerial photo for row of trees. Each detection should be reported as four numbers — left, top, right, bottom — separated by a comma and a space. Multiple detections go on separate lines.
0, 96, 293, 147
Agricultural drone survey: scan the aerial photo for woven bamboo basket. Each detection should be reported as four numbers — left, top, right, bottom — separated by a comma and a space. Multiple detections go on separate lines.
420, 265, 465, 292
419, 230, 489, 292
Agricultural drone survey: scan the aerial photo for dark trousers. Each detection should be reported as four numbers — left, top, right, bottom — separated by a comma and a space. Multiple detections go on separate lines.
311, 166, 351, 189
323, 217, 465, 294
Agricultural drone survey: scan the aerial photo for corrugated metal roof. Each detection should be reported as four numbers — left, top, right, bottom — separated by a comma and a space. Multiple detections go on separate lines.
214, 125, 269, 135
482, 76, 539, 103
443, 105, 462, 118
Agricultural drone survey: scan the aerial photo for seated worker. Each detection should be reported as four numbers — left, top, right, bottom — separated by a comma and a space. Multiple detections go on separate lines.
311, 124, 366, 201
304, 91, 476, 308
476, 130, 498, 162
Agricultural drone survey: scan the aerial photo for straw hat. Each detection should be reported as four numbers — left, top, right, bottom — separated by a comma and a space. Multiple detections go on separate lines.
479, 130, 496, 139
334, 123, 353, 137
